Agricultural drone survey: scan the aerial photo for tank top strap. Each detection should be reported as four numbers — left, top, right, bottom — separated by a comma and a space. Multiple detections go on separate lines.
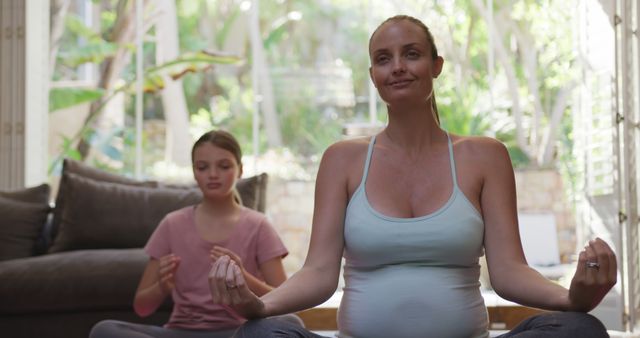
445, 132, 459, 189
361, 135, 376, 182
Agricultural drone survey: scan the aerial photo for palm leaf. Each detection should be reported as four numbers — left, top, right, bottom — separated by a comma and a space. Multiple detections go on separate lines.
49, 87, 105, 112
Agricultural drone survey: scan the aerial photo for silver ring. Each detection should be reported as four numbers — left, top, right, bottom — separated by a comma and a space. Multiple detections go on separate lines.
586, 261, 600, 270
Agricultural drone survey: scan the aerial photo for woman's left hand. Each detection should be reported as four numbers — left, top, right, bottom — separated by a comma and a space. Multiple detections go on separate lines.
210, 246, 245, 273
568, 238, 617, 312
209, 255, 266, 318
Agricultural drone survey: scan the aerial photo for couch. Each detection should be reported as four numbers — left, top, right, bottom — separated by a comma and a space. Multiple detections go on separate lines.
0, 158, 268, 338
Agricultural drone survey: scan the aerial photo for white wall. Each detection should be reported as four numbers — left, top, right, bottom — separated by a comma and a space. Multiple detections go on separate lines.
0, 0, 49, 189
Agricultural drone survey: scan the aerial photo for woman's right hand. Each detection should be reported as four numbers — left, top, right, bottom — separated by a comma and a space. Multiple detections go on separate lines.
567, 238, 617, 312
209, 255, 266, 319
158, 254, 181, 294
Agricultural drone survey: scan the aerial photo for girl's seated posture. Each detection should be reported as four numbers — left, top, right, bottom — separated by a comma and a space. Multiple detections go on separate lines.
90, 130, 301, 338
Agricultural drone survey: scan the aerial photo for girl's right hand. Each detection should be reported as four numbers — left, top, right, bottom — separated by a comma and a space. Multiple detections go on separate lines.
158, 254, 181, 294
209, 255, 266, 319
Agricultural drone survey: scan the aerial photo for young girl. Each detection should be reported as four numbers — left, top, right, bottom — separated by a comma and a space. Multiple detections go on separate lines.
90, 130, 300, 338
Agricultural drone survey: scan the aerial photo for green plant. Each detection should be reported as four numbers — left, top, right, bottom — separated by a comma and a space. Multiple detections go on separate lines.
49, 50, 241, 174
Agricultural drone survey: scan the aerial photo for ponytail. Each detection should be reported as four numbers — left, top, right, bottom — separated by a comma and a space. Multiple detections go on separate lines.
432, 94, 440, 125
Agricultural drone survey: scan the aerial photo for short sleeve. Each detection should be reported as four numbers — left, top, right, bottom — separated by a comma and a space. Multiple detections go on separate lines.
144, 216, 172, 259
255, 218, 288, 265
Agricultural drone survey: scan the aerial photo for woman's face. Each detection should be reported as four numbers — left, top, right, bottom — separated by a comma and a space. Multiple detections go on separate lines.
192, 142, 241, 201
369, 20, 443, 106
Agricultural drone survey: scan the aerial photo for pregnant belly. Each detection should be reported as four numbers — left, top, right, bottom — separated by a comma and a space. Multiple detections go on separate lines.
337, 266, 488, 338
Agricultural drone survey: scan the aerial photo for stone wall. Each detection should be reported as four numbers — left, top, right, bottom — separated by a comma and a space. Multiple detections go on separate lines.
267, 168, 576, 275
514, 168, 576, 263
265, 177, 315, 274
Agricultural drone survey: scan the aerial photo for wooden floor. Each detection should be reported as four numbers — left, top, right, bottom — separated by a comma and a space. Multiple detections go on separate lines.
296, 291, 547, 331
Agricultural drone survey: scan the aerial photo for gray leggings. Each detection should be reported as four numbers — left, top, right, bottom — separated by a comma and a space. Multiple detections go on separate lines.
494, 312, 609, 338
90, 314, 304, 338
232, 312, 609, 338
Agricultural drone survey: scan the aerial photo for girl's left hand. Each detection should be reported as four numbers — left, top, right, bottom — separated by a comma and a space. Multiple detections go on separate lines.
568, 238, 617, 312
210, 246, 245, 273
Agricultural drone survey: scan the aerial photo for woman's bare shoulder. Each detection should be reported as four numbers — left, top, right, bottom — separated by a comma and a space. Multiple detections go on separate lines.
317, 137, 371, 185
451, 134, 510, 161
322, 137, 371, 164
450, 134, 513, 180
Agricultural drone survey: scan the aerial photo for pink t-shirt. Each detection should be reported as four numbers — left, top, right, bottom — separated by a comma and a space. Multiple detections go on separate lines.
145, 205, 288, 330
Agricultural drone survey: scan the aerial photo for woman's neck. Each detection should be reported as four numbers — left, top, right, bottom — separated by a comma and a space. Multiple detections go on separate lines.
384, 104, 443, 151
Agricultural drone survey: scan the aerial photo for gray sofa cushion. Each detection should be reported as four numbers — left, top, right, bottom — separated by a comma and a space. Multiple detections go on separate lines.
0, 184, 51, 261
0, 197, 51, 261
0, 183, 50, 204
234, 172, 268, 213
0, 248, 162, 314
50, 159, 158, 242
48, 173, 203, 252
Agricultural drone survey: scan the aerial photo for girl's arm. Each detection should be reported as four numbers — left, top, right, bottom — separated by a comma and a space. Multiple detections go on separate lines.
254, 257, 287, 293
133, 254, 180, 317
209, 141, 352, 318
478, 137, 616, 312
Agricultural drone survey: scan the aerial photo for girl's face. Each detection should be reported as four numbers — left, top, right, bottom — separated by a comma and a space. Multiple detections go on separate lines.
369, 20, 443, 106
192, 142, 242, 201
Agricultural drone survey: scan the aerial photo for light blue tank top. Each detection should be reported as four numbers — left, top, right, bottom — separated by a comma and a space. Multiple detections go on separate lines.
338, 133, 489, 338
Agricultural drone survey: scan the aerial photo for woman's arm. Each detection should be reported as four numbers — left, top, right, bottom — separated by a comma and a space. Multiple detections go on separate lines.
133, 254, 180, 317
479, 137, 616, 312
253, 257, 288, 295
209, 141, 352, 318
211, 245, 286, 296
224, 256, 286, 297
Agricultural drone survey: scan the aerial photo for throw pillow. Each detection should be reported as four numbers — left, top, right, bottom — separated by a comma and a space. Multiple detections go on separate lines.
48, 173, 203, 252
0, 183, 50, 204
50, 159, 158, 240
237, 173, 268, 212
62, 158, 159, 185
0, 196, 51, 261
